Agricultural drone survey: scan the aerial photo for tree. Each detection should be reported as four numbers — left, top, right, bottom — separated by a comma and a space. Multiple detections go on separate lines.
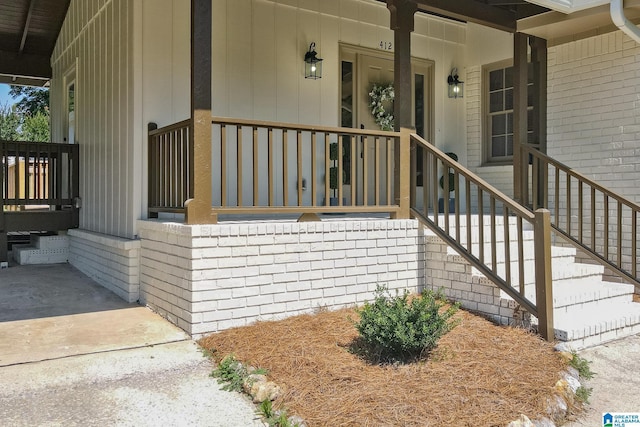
22, 111, 50, 142
0, 103, 21, 140
9, 85, 49, 116
5, 85, 50, 142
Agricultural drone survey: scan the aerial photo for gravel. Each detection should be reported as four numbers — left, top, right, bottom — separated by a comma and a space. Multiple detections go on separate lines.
0, 340, 264, 427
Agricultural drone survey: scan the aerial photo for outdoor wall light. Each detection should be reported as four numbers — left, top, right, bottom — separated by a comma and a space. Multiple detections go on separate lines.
447, 68, 464, 98
304, 42, 323, 79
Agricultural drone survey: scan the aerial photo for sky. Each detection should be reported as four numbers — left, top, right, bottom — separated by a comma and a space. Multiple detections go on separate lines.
0, 83, 14, 107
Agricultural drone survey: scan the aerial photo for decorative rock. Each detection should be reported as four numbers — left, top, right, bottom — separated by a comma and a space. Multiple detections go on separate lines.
566, 366, 580, 381
507, 414, 534, 427
558, 351, 574, 363
532, 417, 556, 427
288, 415, 307, 427
554, 342, 573, 353
562, 372, 582, 394
243, 374, 267, 394
250, 381, 281, 403
546, 394, 568, 423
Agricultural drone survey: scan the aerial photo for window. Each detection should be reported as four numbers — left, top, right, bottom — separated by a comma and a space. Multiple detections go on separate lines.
484, 62, 533, 164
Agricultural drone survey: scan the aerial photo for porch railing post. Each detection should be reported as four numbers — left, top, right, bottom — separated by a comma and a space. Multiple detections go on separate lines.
392, 127, 411, 219
534, 208, 554, 341
513, 32, 528, 205
185, 0, 216, 224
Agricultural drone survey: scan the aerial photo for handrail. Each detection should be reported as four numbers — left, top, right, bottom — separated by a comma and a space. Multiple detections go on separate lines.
410, 134, 554, 340
521, 143, 640, 289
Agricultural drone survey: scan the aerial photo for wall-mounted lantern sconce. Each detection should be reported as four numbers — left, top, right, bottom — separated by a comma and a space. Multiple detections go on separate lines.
447, 68, 464, 98
304, 42, 323, 79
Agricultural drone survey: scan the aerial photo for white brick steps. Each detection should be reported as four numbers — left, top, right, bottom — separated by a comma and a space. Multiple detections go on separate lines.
12, 234, 69, 265
553, 302, 640, 348
424, 215, 640, 349
552, 281, 634, 313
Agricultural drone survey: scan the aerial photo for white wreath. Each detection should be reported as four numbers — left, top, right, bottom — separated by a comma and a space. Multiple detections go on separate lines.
369, 83, 395, 131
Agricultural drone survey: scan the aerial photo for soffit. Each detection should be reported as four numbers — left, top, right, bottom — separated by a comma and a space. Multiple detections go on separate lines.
0, 0, 71, 86
518, 0, 640, 45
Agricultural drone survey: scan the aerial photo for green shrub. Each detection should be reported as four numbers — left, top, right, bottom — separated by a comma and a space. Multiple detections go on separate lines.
569, 352, 595, 380
354, 286, 459, 363
211, 354, 248, 392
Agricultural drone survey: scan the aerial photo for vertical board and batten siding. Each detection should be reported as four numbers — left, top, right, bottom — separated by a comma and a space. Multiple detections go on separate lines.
51, 0, 136, 239
142, 0, 469, 207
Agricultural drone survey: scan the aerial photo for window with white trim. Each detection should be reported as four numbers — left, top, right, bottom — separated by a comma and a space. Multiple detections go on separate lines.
484, 61, 533, 164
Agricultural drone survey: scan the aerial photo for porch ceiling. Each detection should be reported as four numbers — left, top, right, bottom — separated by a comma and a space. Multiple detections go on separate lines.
401, 0, 550, 32
0, 0, 71, 87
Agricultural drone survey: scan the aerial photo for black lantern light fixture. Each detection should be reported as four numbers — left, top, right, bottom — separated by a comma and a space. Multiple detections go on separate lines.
304, 42, 323, 79
447, 68, 464, 98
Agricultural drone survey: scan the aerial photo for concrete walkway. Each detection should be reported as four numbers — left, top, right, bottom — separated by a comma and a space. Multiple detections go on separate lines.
565, 334, 640, 426
0, 263, 263, 426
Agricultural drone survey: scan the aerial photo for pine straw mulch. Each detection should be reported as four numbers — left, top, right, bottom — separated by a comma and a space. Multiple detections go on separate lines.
198, 308, 568, 427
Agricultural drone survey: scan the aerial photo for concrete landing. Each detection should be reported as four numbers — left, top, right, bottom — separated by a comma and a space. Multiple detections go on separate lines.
0, 263, 186, 366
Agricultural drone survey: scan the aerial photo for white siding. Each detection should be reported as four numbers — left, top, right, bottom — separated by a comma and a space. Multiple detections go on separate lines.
51, 0, 138, 239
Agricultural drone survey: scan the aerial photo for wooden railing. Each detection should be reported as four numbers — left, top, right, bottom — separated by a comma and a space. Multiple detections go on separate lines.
410, 134, 554, 340
211, 117, 400, 215
521, 143, 640, 289
148, 120, 193, 216
148, 118, 402, 217
1, 140, 79, 208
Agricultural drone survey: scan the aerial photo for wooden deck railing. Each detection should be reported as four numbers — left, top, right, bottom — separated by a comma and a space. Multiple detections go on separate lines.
148, 120, 193, 216
410, 134, 554, 340
1, 140, 79, 208
148, 118, 401, 217
521, 143, 640, 289
211, 117, 400, 215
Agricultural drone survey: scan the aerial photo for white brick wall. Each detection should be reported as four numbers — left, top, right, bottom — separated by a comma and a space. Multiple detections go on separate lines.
548, 31, 640, 201
423, 233, 515, 326
547, 31, 640, 275
137, 219, 424, 336
68, 229, 141, 302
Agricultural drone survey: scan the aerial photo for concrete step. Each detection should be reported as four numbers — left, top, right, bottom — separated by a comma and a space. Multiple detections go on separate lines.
552, 281, 634, 317
553, 301, 640, 349
12, 234, 70, 265
30, 234, 69, 250
12, 244, 69, 265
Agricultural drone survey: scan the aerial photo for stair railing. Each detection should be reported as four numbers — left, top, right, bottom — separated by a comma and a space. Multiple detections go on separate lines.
409, 133, 554, 340
521, 143, 640, 290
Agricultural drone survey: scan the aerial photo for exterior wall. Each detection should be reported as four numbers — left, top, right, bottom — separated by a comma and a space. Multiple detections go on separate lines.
140, 0, 479, 207
51, 0, 140, 240
137, 219, 424, 336
547, 31, 640, 202
465, 26, 515, 209
68, 229, 141, 302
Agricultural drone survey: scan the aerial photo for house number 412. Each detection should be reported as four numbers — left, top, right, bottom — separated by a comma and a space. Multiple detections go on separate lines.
379, 41, 393, 50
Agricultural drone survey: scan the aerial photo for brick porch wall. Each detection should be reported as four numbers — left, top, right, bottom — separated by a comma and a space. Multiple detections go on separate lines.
137, 219, 425, 336
67, 229, 141, 303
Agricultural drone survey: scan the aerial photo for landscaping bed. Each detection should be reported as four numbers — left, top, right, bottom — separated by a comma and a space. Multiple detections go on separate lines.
199, 307, 572, 426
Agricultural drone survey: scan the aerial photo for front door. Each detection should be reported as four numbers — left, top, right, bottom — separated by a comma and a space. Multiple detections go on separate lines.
340, 45, 434, 206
